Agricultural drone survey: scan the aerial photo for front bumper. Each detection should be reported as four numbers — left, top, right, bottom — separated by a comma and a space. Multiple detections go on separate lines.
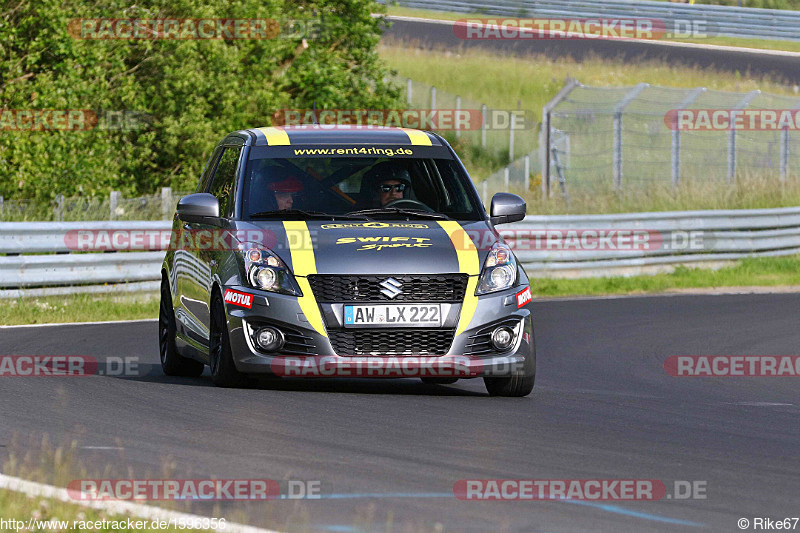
224, 283, 534, 378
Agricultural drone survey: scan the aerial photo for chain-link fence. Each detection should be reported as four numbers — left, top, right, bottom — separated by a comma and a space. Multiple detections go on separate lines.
0, 188, 192, 221
401, 77, 538, 171
543, 81, 800, 198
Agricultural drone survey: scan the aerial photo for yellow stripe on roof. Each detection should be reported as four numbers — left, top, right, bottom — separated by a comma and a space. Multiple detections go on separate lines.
401, 128, 432, 146
257, 127, 291, 146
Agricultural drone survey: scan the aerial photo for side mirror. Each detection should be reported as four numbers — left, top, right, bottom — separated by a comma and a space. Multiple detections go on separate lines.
177, 193, 220, 223
490, 192, 526, 225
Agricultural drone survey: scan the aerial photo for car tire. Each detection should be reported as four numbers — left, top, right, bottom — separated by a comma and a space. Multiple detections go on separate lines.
209, 291, 249, 388
420, 377, 459, 385
159, 277, 204, 378
483, 336, 536, 397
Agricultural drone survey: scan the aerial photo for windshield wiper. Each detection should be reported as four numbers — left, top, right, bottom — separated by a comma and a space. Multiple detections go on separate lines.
344, 208, 450, 220
250, 210, 371, 220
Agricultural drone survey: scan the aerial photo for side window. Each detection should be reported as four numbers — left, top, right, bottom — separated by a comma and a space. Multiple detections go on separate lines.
209, 147, 241, 218
197, 146, 224, 193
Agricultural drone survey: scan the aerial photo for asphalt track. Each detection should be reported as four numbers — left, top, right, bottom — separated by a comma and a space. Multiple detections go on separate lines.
382, 16, 800, 84
1, 293, 799, 532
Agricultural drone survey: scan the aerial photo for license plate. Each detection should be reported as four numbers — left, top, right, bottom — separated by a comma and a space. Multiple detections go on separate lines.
344, 304, 442, 327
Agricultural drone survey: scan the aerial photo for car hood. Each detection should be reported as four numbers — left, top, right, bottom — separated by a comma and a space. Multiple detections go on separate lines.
233, 219, 498, 275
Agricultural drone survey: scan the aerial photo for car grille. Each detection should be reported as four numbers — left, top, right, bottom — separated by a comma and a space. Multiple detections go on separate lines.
328, 328, 456, 355
307, 274, 468, 303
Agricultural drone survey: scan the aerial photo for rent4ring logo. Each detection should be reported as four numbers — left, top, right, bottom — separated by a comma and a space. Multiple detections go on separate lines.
454, 479, 707, 500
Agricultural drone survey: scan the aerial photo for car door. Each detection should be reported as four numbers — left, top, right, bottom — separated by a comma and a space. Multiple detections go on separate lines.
174, 146, 224, 343
184, 145, 242, 347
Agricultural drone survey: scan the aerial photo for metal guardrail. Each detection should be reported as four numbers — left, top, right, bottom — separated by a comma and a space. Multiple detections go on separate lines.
386, 0, 800, 42
2, 207, 800, 296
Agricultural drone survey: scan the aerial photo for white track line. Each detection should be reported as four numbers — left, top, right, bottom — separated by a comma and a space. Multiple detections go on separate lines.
0, 474, 280, 533
0, 318, 158, 329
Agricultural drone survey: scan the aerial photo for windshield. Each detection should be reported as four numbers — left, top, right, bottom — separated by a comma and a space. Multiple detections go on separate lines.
241, 148, 484, 221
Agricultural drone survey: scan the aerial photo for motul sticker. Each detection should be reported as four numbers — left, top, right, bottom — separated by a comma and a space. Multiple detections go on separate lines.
516, 287, 532, 308
224, 289, 253, 309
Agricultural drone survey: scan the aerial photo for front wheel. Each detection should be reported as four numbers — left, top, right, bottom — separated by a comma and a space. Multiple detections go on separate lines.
483, 338, 536, 397
159, 278, 204, 378
209, 292, 249, 388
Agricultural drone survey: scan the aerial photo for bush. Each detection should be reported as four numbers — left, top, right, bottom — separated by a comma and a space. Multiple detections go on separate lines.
0, 0, 401, 200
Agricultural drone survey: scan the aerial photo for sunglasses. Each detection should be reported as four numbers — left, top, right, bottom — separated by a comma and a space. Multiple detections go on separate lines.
379, 184, 406, 193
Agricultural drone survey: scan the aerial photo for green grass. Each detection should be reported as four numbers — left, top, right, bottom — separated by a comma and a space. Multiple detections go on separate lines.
385, 5, 800, 52
380, 44, 798, 123
0, 292, 158, 326
530, 254, 800, 297
0, 489, 210, 532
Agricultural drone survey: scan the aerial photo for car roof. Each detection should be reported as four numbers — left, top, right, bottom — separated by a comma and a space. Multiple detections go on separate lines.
225, 125, 442, 147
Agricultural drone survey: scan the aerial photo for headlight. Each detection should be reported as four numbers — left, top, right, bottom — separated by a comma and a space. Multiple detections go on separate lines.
239, 243, 301, 296
476, 242, 518, 295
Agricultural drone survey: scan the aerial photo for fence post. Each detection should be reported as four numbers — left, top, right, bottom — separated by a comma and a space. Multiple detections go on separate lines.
161, 187, 173, 219
55, 194, 64, 222
109, 190, 120, 221
524, 155, 531, 191
504, 167, 510, 190
541, 78, 581, 199
509, 113, 516, 162
671, 87, 706, 187
430, 86, 436, 111
728, 90, 761, 184
407, 78, 413, 106
482, 180, 488, 206
1, 196, 4, 219
612, 83, 649, 189
456, 96, 462, 138
481, 104, 487, 148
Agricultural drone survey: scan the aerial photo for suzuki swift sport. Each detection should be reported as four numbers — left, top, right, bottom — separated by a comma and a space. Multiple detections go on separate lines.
160, 125, 535, 396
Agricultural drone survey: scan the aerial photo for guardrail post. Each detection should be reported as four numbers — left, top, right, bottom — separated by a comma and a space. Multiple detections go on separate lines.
109, 190, 120, 221
161, 187, 173, 219
671, 87, 706, 187
541, 78, 581, 200
430, 86, 436, 111
780, 127, 789, 183
612, 83, 649, 189
481, 104, 487, 147
728, 90, 761, 184
524, 155, 530, 191
55, 194, 64, 222
455, 96, 462, 138
407, 78, 412, 106
509, 113, 516, 162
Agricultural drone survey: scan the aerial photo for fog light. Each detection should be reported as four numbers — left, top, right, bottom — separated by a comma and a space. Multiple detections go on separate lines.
491, 326, 515, 351
255, 327, 284, 352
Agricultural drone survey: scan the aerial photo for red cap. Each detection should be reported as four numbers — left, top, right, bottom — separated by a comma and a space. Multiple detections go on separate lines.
267, 176, 303, 193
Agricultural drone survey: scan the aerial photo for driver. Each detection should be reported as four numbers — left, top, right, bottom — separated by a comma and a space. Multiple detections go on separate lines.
267, 173, 304, 211
369, 163, 412, 207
